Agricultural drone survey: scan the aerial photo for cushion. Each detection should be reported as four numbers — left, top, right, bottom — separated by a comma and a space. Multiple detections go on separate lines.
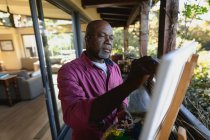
31, 70, 41, 77
21, 57, 38, 70
17, 70, 30, 80
50, 57, 61, 65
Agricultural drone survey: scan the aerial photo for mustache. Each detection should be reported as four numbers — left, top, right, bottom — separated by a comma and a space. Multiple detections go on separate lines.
103, 45, 112, 50
104, 41, 112, 45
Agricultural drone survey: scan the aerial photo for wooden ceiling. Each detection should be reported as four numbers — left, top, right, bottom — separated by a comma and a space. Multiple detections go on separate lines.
0, 0, 71, 19
81, 0, 140, 27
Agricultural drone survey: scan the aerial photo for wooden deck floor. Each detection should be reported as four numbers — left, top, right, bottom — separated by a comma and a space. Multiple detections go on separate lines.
0, 95, 52, 140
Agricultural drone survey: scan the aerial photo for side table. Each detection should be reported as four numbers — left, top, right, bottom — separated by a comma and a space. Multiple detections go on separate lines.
0, 75, 21, 106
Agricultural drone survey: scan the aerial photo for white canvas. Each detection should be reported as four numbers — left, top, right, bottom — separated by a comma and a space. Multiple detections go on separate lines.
139, 41, 197, 140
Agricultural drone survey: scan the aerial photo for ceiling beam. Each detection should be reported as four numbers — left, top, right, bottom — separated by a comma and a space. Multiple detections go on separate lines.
101, 13, 129, 17
82, 0, 138, 8
97, 8, 130, 16
98, 12, 130, 16
126, 3, 140, 26
108, 5, 134, 9
110, 22, 126, 27
101, 14, 129, 19
102, 18, 127, 21
105, 20, 127, 27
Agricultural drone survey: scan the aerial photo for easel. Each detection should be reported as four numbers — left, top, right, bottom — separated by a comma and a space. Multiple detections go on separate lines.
156, 54, 198, 140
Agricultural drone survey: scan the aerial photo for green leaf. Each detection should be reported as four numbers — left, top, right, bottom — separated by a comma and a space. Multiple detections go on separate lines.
182, 4, 209, 19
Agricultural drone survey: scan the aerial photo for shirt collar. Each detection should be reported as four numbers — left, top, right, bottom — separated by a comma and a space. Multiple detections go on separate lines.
104, 58, 113, 66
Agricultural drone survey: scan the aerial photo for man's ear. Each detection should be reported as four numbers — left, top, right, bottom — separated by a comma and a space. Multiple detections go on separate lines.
85, 35, 90, 41
85, 36, 89, 46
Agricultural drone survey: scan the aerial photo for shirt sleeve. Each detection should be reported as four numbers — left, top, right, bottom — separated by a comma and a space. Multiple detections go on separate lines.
57, 64, 94, 130
114, 63, 128, 106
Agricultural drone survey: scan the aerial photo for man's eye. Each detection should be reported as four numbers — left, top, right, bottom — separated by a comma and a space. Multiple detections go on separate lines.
109, 36, 113, 40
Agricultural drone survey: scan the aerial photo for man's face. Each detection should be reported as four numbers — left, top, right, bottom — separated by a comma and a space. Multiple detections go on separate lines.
86, 22, 113, 61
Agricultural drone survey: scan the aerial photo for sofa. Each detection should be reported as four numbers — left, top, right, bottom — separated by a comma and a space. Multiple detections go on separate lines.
16, 70, 44, 100
50, 57, 62, 73
21, 57, 64, 73
0, 70, 44, 104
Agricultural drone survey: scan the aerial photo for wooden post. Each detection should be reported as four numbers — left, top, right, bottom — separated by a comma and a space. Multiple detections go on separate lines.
124, 26, 128, 54
178, 126, 187, 140
139, 0, 150, 57
157, 0, 179, 58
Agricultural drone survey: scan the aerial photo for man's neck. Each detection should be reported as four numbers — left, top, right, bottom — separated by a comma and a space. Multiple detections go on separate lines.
92, 59, 104, 63
86, 51, 104, 63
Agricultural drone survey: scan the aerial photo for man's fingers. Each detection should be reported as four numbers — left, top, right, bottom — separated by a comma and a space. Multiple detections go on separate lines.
131, 58, 158, 75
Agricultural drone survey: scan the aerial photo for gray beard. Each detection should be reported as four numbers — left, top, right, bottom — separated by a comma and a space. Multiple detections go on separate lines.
98, 50, 110, 59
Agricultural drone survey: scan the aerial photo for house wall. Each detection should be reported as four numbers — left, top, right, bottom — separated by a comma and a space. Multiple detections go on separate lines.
0, 27, 21, 70
0, 26, 34, 70
0, 21, 86, 71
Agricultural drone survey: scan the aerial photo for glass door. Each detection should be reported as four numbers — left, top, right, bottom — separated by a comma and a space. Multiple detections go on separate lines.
29, 0, 86, 139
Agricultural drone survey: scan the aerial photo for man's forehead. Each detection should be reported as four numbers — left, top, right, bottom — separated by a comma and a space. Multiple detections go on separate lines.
97, 31, 113, 35
95, 24, 112, 34
86, 20, 112, 34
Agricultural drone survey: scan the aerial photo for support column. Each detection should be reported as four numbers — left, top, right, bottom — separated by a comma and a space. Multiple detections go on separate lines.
157, 0, 179, 58
139, 0, 150, 57
29, 0, 57, 139
36, 0, 60, 133
123, 26, 129, 54
72, 11, 83, 57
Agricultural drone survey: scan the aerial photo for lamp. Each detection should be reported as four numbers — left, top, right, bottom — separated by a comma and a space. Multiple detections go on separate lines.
0, 60, 5, 71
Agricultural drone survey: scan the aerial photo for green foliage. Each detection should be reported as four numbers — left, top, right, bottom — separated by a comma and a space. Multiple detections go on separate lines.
47, 33, 73, 56
113, 28, 124, 54
127, 30, 140, 58
185, 62, 210, 129
179, 0, 210, 126
180, 24, 210, 51
148, 9, 159, 57
178, 0, 210, 50
182, 4, 208, 19
127, 30, 139, 49
112, 27, 139, 57
188, 63, 210, 91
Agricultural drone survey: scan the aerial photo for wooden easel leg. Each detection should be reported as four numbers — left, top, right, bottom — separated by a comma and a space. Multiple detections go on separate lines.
178, 126, 187, 140
156, 54, 198, 140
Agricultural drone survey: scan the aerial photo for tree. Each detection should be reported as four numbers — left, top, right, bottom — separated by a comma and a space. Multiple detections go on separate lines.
112, 28, 124, 54
112, 27, 139, 57
178, 0, 210, 50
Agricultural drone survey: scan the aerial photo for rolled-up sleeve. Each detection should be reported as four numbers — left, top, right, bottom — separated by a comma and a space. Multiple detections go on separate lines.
114, 64, 128, 106
58, 64, 94, 130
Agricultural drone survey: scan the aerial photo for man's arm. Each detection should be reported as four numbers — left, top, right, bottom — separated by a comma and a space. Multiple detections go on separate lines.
89, 56, 158, 124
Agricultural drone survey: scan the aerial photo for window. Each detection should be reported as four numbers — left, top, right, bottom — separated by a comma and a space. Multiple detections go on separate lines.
22, 35, 38, 57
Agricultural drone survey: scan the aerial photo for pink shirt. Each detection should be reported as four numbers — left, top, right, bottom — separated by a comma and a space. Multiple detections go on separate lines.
58, 52, 127, 140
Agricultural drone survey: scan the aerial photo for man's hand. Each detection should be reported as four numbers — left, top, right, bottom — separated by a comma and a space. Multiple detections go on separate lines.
116, 104, 133, 129
126, 56, 158, 89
